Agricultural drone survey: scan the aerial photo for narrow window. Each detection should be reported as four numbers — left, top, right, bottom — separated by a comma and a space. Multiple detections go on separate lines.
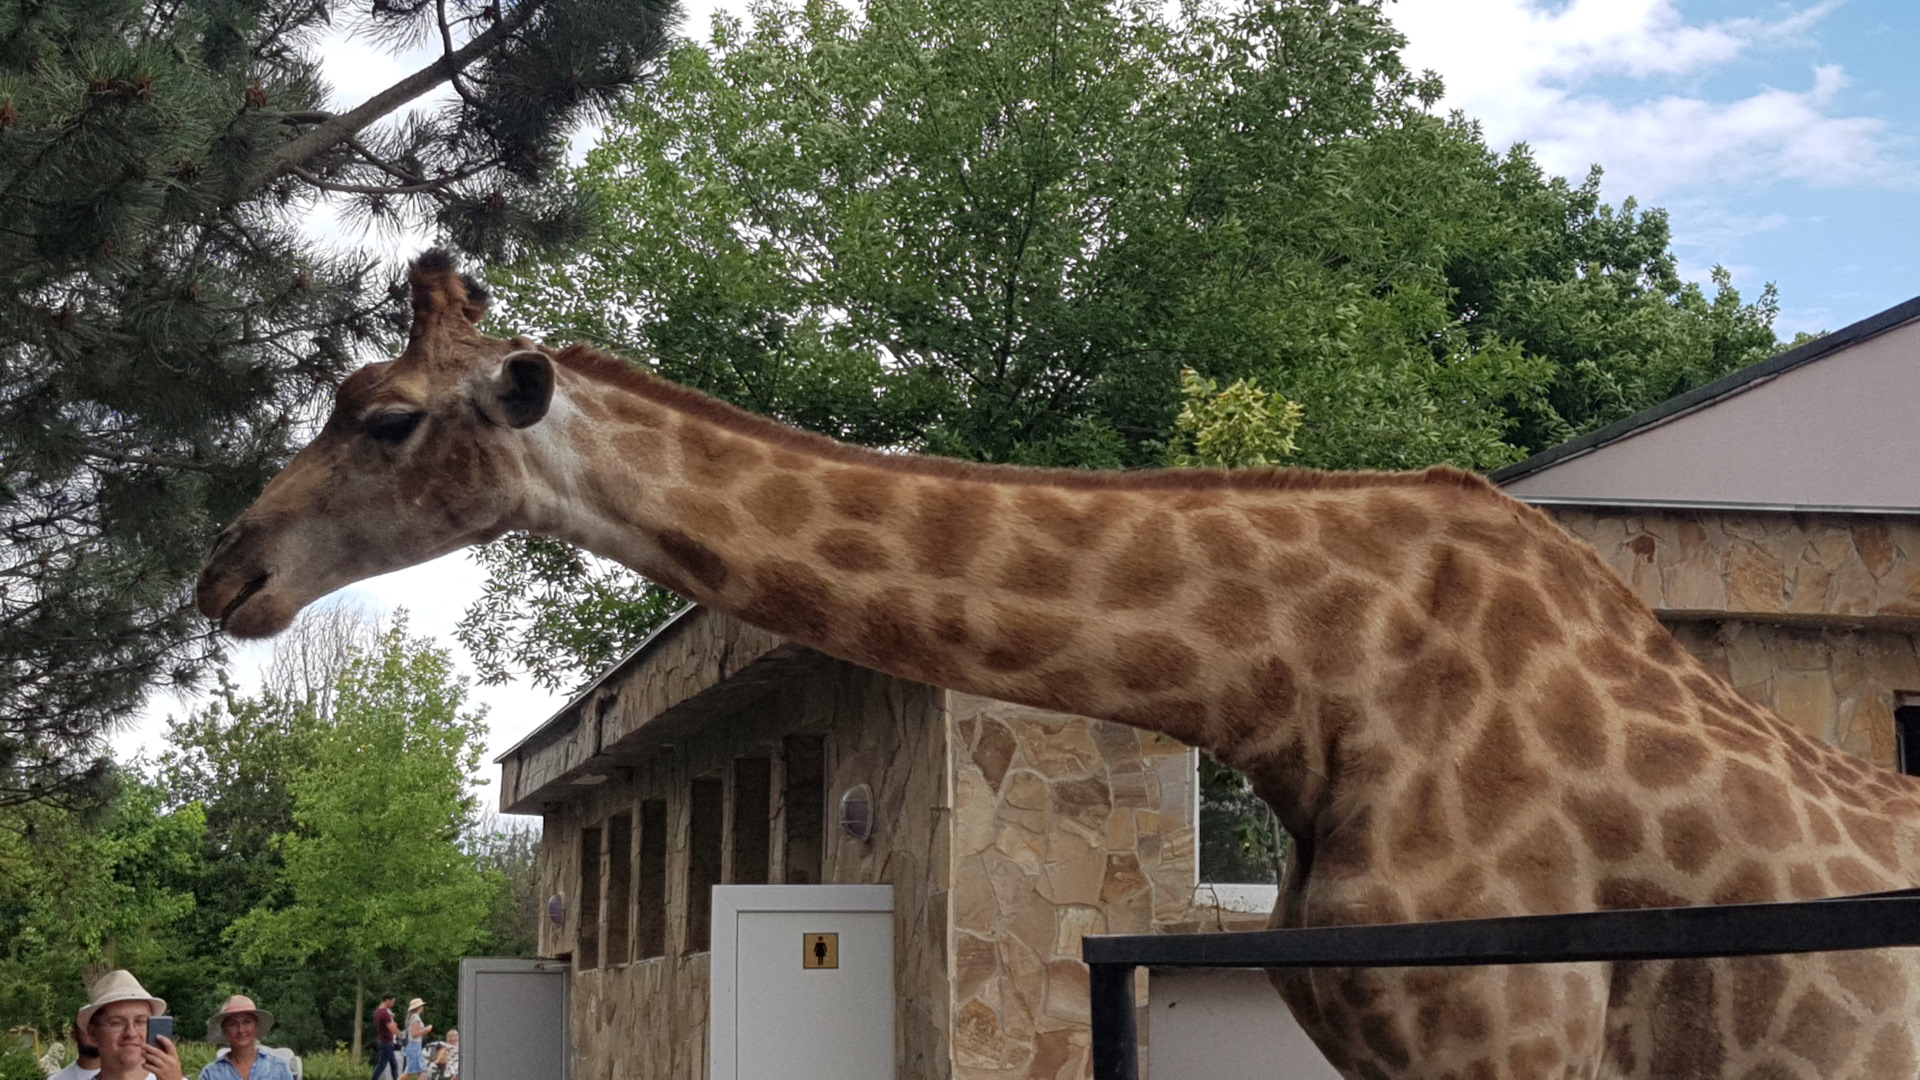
604, 810, 632, 965
687, 776, 725, 952
732, 757, 773, 885
1897, 705, 1920, 776
783, 735, 826, 884
578, 825, 602, 970
636, 799, 668, 959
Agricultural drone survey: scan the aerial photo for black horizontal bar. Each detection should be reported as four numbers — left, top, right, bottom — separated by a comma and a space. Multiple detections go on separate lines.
1083, 894, 1920, 969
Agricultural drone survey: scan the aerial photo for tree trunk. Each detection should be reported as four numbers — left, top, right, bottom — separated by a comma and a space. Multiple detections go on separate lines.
353, 976, 365, 1064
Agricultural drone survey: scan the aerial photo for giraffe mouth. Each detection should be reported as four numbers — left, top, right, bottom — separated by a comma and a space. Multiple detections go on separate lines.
218, 573, 271, 631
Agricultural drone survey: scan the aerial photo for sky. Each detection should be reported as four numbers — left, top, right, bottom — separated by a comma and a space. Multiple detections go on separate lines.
117, 0, 1920, 801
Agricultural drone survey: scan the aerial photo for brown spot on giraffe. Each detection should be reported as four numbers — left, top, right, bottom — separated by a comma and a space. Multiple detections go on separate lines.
676, 421, 761, 486
1009, 488, 1110, 550
1730, 956, 1790, 1049
1216, 656, 1299, 747
1321, 503, 1399, 572
1532, 665, 1610, 770
1291, 577, 1382, 678
1658, 803, 1723, 876
1780, 987, 1861, 1074
997, 539, 1075, 598
1109, 632, 1200, 693
1387, 771, 1455, 870
1189, 579, 1272, 647
657, 529, 729, 592
1647, 963, 1726, 1076
822, 466, 899, 523
1498, 818, 1580, 912
1624, 725, 1708, 788
1480, 575, 1563, 685
980, 607, 1077, 673
1564, 789, 1644, 862
1710, 859, 1779, 905
1185, 511, 1257, 572
1839, 806, 1902, 871
1242, 503, 1306, 544
907, 483, 994, 578
1099, 512, 1186, 608
1386, 644, 1483, 749
1459, 707, 1550, 844
1419, 544, 1483, 626
1722, 761, 1803, 851
815, 527, 891, 573
741, 473, 815, 535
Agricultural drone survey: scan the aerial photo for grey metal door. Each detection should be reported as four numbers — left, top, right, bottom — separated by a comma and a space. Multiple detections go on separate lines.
458, 957, 570, 1080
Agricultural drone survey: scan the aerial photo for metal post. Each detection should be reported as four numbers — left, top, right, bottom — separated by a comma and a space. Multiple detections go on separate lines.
1089, 962, 1139, 1080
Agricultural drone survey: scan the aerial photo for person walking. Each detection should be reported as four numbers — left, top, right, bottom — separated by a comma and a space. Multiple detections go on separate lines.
369, 996, 400, 1080
199, 996, 292, 1080
398, 1000, 431, 1080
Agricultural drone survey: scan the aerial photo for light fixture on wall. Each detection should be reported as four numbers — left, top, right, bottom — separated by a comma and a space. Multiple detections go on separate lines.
548, 893, 565, 927
838, 784, 875, 841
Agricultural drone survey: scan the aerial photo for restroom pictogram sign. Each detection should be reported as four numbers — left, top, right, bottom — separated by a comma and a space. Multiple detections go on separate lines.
803, 932, 839, 969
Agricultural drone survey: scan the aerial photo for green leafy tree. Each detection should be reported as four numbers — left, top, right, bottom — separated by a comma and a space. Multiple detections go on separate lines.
0, 775, 202, 1032
232, 620, 492, 1063
465, 0, 1780, 684
0, 0, 677, 812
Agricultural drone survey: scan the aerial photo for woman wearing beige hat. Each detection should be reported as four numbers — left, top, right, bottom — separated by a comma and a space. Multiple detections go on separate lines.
398, 1000, 431, 1080
199, 996, 292, 1080
76, 970, 182, 1080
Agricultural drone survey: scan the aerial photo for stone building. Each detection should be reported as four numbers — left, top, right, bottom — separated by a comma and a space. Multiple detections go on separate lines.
494, 605, 1277, 1080
1495, 294, 1920, 773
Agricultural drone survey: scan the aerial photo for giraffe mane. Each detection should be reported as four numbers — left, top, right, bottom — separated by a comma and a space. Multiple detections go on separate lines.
545, 342, 1506, 498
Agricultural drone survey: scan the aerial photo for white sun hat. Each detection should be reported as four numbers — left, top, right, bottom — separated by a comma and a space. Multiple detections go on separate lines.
75, 970, 167, 1032
207, 994, 276, 1043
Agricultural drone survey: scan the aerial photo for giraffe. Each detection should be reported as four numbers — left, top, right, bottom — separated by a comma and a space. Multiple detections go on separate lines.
198, 252, 1920, 1079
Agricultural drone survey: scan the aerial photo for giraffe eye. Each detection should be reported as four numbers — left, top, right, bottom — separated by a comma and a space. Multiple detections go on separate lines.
365, 410, 424, 444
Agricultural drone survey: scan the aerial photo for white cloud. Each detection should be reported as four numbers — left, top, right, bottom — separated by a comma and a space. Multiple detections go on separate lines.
1390, 0, 1908, 200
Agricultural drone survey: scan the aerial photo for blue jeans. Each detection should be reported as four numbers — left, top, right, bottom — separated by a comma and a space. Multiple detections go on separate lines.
372, 1044, 400, 1080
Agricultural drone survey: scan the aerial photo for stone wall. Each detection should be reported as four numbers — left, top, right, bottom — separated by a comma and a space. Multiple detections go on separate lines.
947, 697, 1261, 1080
1548, 505, 1920, 769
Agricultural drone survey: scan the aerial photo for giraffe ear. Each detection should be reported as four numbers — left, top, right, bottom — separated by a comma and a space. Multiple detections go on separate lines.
484, 350, 553, 428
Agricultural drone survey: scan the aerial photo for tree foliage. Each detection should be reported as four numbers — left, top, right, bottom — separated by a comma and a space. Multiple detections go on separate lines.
0, 610, 531, 1055
465, 0, 1783, 686
0, 0, 677, 810
232, 620, 493, 1060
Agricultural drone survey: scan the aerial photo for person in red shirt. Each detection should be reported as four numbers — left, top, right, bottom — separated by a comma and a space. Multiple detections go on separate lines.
370, 996, 399, 1080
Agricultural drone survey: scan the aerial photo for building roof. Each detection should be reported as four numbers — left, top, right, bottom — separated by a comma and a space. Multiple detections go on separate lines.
1492, 294, 1920, 514
493, 605, 819, 814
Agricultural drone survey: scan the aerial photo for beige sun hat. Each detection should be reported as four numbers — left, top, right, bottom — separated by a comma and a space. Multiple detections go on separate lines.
75, 970, 167, 1032
407, 998, 425, 1012
206, 994, 276, 1043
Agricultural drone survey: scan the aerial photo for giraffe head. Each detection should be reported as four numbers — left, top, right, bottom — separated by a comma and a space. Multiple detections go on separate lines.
196, 251, 556, 637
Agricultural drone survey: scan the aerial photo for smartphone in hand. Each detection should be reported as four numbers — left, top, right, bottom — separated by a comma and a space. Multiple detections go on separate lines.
147, 1016, 174, 1046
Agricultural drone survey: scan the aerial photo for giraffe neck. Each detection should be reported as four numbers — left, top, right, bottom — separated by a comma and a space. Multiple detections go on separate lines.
520, 346, 1653, 833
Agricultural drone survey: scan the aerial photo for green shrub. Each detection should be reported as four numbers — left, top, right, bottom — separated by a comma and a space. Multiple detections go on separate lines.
300, 1048, 365, 1080
0, 1046, 45, 1080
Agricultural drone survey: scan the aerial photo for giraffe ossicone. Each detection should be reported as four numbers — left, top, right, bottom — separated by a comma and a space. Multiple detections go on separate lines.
198, 252, 1920, 1079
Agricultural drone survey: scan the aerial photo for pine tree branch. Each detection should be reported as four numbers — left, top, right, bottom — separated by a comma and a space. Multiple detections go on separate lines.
243, 0, 543, 191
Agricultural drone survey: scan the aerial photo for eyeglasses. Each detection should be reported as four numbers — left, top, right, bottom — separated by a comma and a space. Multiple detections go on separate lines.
91, 1017, 148, 1035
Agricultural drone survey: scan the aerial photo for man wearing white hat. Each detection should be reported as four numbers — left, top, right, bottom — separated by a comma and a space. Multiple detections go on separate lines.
199, 995, 294, 1080
75, 970, 182, 1080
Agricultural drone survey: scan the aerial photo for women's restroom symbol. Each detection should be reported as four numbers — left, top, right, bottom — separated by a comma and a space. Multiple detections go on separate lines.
803, 932, 839, 969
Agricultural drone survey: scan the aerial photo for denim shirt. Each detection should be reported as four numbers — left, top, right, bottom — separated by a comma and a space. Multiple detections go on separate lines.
199, 1049, 295, 1080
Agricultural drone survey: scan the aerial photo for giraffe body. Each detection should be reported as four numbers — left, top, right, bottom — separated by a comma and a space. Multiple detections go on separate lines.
198, 254, 1920, 1079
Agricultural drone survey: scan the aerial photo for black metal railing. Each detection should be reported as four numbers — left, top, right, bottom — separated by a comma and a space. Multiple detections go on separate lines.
1083, 890, 1920, 1080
